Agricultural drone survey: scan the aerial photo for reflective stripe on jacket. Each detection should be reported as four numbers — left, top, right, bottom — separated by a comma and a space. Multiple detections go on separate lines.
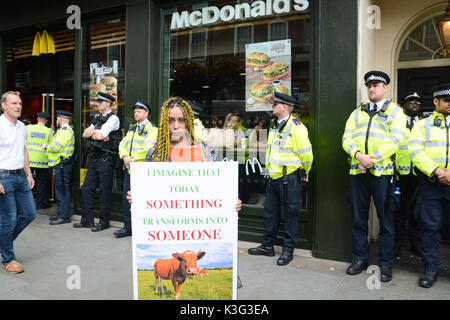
408, 111, 449, 177
342, 101, 407, 176
266, 116, 313, 180
119, 121, 158, 172
47, 125, 75, 167
26, 123, 53, 168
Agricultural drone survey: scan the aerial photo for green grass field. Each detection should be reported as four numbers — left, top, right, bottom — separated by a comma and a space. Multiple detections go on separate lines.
137, 269, 233, 300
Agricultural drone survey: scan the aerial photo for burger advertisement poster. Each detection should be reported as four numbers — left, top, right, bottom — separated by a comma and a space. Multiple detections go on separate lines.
130, 161, 239, 300
89, 62, 118, 111
245, 39, 291, 112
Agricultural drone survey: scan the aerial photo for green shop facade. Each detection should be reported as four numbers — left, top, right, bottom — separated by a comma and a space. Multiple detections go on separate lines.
0, 0, 358, 262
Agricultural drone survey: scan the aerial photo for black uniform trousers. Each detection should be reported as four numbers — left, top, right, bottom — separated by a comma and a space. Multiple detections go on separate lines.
34, 167, 51, 208
122, 170, 132, 232
394, 173, 421, 250
418, 177, 450, 272
261, 173, 302, 253
349, 173, 395, 267
81, 153, 115, 225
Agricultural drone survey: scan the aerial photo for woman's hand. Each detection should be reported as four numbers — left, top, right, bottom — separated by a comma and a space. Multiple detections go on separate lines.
235, 199, 242, 212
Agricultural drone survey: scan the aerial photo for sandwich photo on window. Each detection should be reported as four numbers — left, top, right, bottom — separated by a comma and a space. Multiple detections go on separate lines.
262, 62, 289, 81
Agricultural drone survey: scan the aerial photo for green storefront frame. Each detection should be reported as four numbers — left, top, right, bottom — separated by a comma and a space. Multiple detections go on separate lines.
0, 0, 358, 263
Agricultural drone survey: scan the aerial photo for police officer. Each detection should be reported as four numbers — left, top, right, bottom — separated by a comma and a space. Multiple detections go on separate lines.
394, 91, 423, 258
75, 92, 121, 231
26, 112, 53, 209
115, 101, 158, 238
408, 83, 450, 288
248, 92, 313, 266
47, 111, 75, 225
342, 71, 407, 282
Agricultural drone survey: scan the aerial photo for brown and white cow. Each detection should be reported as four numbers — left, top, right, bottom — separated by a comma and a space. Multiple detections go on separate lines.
154, 253, 188, 300
182, 250, 206, 275
153, 250, 206, 300
196, 267, 208, 279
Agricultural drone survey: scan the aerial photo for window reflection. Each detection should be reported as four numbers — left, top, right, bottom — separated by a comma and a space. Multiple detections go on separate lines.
164, 4, 310, 208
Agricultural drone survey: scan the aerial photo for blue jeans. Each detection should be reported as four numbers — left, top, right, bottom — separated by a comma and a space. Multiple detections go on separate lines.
0, 171, 36, 264
53, 163, 72, 220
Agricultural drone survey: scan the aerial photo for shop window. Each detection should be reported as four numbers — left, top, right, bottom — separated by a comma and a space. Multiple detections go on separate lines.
164, 1, 311, 209
399, 14, 450, 61
269, 21, 288, 41
189, 28, 208, 62
235, 24, 254, 55
81, 16, 126, 192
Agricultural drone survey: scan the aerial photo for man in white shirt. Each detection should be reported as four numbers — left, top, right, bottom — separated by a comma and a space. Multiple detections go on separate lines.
75, 92, 121, 232
0, 91, 36, 274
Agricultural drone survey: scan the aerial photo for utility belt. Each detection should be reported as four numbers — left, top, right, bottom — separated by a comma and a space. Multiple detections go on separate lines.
416, 167, 446, 184
59, 156, 73, 166
270, 167, 306, 184
91, 149, 117, 158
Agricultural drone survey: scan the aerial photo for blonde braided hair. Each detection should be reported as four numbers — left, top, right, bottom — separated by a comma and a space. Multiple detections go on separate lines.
152, 97, 196, 162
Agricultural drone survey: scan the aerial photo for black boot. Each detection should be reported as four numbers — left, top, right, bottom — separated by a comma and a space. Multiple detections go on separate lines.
248, 245, 275, 257
346, 260, 368, 275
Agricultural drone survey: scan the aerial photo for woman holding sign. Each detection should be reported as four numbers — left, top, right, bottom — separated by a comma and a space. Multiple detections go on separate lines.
127, 96, 242, 210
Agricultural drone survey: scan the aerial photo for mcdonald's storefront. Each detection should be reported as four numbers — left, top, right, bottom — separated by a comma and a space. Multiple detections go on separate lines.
0, 0, 447, 263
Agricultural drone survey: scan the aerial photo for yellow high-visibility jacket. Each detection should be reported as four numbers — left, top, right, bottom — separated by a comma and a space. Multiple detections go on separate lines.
266, 116, 313, 180
47, 125, 75, 167
408, 111, 449, 177
26, 123, 53, 168
342, 100, 407, 176
119, 121, 158, 172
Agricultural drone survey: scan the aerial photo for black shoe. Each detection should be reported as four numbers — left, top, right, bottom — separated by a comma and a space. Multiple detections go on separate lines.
277, 251, 294, 266
419, 271, 438, 288
380, 266, 392, 282
113, 228, 132, 238
49, 216, 58, 221
49, 218, 71, 225
73, 221, 93, 228
92, 222, 110, 232
346, 260, 368, 275
248, 245, 275, 257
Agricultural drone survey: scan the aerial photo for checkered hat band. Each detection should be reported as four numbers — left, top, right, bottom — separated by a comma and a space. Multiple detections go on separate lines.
405, 94, 420, 100
433, 89, 450, 97
366, 75, 386, 83
135, 102, 149, 112
98, 95, 112, 102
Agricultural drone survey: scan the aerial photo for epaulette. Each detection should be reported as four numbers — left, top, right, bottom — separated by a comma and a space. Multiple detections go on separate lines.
420, 112, 432, 120
359, 102, 369, 111
61, 127, 67, 130
292, 118, 302, 126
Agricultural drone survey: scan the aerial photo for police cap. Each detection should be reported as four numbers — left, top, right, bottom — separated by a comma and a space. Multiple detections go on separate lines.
133, 100, 150, 114
273, 91, 299, 107
403, 91, 422, 104
56, 110, 73, 120
36, 112, 50, 120
96, 92, 115, 104
364, 71, 390, 85
432, 83, 450, 99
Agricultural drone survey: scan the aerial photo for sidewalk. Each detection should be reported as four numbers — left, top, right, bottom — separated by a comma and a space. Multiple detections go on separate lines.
1, 208, 449, 300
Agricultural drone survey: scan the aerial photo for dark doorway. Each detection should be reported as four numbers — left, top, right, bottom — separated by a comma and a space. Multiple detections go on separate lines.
397, 65, 450, 242
6, 29, 75, 123
398, 66, 450, 112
